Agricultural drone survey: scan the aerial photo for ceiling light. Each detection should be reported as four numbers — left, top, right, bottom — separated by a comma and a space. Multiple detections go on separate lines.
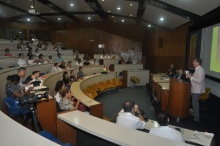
87, 9, 90, 11
70, 3, 74, 7
121, 19, 124, 22
117, 7, 121, 10
102, 0, 104, 1
17, 12, 20, 14
148, 24, 151, 27
30, 5, 34, 8
7, 0, 10, 2
130, 4, 133, 6
160, 17, 164, 21
27, 18, 30, 21
19, 32, 22, 34
130, 14, 133, 17
108, 10, 110, 13
114, 21, 116, 22
112, 16, 114, 18
88, 17, 91, 20
58, 18, 61, 21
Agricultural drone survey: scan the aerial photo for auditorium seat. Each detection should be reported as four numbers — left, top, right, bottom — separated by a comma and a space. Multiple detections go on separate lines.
98, 81, 109, 90
130, 76, 140, 87
106, 80, 117, 88
199, 87, 211, 101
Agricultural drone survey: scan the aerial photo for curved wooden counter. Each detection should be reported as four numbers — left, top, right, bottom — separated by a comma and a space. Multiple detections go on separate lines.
70, 73, 116, 118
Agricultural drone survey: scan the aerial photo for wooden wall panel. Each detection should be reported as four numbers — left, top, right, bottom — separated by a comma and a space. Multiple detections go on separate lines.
142, 24, 190, 73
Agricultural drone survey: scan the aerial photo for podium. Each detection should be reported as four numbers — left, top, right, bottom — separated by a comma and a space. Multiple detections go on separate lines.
168, 78, 191, 121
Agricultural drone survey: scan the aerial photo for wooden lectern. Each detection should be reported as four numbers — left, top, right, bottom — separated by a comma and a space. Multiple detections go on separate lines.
168, 78, 191, 121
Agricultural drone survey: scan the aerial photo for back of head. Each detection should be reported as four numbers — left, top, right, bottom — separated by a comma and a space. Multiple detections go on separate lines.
59, 88, 69, 98
123, 100, 135, 112
156, 112, 169, 126
7, 74, 20, 82
55, 80, 64, 92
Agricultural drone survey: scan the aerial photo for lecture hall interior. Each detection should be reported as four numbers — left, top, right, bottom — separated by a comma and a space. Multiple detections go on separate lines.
0, 0, 220, 146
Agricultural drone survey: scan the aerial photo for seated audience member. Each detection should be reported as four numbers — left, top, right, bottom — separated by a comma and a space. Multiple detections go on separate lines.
54, 80, 65, 103
76, 59, 83, 68
59, 88, 80, 111
83, 59, 90, 66
66, 61, 72, 69
27, 47, 33, 56
59, 61, 67, 70
38, 54, 45, 63
75, 54, 80, 60
149, 112, 183, 142
116, 100, 145, 129
25, 42, 30, 50
56, 53, 64, 62
48, 55, 53, 63
77, 67, 85, 79
35, 48, 40, 57
70, 70, 77, 83
17, 53, 27, 67
18, 67, 27, 89
127, 57, 133, 64
5, 74, 24, 99
17, 43, 22, 50
4, 48, 13, 56
175, 69, 187, 81
93, 58, 99, 66
51, 63, 62, 73
168, 64, 176, 77
83, 54, 90, 60
118, 57, 126, 64
63, 71, 71, 87
24, 71, 40, 84
28, 55, 37, 65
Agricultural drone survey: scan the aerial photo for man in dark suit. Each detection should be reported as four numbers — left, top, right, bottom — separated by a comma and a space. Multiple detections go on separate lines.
186, 58, 205, 122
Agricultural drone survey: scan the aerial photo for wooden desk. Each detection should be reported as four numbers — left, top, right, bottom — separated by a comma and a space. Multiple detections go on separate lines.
0, 111, 60, 146
152, 76, 170, 98
157, 83, 170, 111
57, 111, 191, 146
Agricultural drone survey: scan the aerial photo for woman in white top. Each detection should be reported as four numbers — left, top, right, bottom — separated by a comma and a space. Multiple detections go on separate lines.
27, 55, 37, 65
35, 48, 40, 57
54, 80, 65, 103
51, 63, 62, 73
66, 61, 72, 70
17, 53, 27, 67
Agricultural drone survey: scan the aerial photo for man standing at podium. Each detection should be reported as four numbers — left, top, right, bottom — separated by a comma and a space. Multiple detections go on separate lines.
186, 58, 205, 122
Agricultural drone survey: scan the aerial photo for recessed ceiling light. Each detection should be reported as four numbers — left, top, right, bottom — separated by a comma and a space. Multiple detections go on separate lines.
27, 18, 30, 21
19, 32, 22, 33
17, 12, 20, 14
87, 9, 90, 11
130, 4, 133, 6
102, 0, 104, 1
70, 3, 74, 7
30, 5, 34, 8
160, 17, 164, 21
88, 17, 91, 20
148, 24, 151, 27
7, 0, 10, 2
117, 7, 121, 10
112, 16, 114, 18
121, 19, 124, 22
130, 14, 133, 17
108, 10, 110, 13
114, 21, 116, 22
58, 18, 61, 21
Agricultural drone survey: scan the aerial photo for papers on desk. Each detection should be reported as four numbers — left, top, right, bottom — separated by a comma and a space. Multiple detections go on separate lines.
188, 131, 214, 146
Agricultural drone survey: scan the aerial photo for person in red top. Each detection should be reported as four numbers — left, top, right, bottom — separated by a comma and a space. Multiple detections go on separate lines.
4, 48, 13, 56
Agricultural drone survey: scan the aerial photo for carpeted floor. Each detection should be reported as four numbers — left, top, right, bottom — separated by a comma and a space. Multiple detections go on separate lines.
96, 86, 220, 146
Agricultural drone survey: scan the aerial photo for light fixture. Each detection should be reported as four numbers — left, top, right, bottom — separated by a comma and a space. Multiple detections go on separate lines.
88, 17, 91, 20
7, 0, 10, 2
130, 4, 133, 6
108, 10, 110, 13
87, 9, 90, 11
19, 32, 22, 34
27, 18, 30, 21
114, 20, 116, 22
121, 19, 124, 22
160, 17, 164, 21
17, 12, 20, 14
112, 16, 114, 18
117, 7, 121, 10
148, 24, 151, 27
102, 0, 104, 1
58, 17, 61, 21
30, 5, 34, 8
70, 3, 74, 7
130, 14, 133, 17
